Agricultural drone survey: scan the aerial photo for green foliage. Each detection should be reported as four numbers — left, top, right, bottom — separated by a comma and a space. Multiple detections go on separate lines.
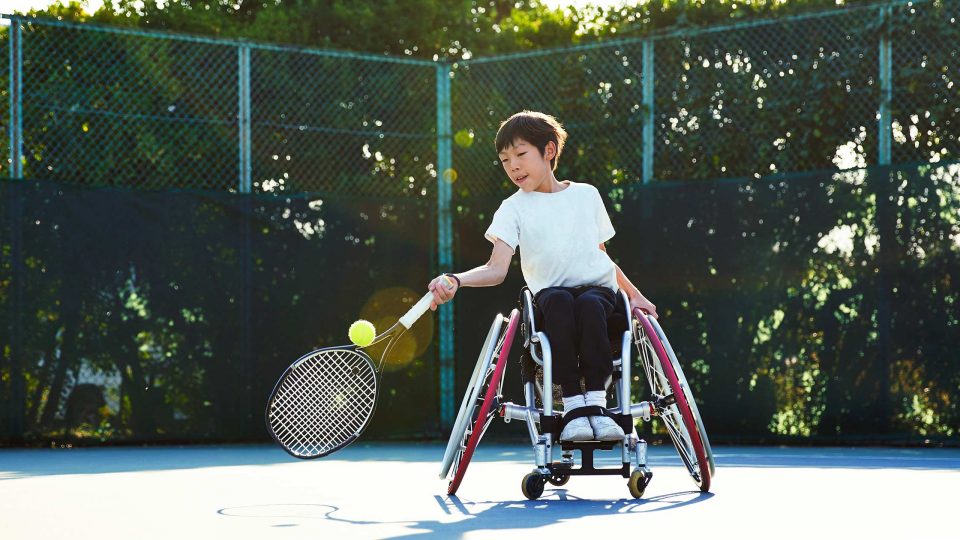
12, 0, 892, 60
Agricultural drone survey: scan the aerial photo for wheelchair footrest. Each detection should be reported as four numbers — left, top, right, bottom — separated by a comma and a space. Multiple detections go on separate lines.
552, 441, 630, 478
542, 407, 634, 441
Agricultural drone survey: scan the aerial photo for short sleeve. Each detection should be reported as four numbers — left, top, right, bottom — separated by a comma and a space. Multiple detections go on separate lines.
484, 200, 520, 251
594, 188, 616, 243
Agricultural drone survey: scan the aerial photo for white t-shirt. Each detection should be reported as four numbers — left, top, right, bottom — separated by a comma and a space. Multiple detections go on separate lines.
484, 181, 619, 295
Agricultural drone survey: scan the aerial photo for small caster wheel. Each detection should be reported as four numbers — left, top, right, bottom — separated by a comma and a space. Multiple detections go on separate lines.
547, 473, 570, 487
521, 472, 546, 500
628, 469, 653, 498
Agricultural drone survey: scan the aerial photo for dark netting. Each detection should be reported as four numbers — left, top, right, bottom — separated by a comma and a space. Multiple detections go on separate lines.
0, 178, 438, 443
1, 175, 20, 439
452, 163, 960, 444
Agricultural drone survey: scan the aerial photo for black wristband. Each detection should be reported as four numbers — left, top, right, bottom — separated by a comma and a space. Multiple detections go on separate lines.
444, 273, 461, 288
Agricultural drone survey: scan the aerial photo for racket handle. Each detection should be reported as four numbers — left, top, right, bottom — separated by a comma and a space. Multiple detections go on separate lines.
399, 278, 456, 329
399, 292, 434, 329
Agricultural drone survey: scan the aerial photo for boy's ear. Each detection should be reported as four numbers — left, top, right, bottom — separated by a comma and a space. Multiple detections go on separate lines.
544, 141, 557, 160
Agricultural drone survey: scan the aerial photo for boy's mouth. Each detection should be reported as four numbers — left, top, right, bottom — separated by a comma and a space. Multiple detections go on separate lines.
514, 174, 529, 184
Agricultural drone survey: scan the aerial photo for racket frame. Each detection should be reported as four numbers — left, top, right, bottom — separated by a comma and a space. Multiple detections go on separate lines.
264, 344, 380, 459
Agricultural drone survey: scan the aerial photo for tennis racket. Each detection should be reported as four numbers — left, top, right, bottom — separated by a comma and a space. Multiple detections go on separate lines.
265, 278, 454, 459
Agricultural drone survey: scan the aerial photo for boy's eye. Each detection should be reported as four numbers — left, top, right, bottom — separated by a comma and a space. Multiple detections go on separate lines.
518, 152, 526, 156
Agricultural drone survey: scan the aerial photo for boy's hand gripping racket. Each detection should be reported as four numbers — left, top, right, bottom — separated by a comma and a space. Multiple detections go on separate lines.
265, 279, 454, 459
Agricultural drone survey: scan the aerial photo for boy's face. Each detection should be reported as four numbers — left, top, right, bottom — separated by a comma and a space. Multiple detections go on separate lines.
498, 138, 555, 193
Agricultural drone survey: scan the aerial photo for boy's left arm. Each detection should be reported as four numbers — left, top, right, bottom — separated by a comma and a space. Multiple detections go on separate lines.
600, 243, 658, 319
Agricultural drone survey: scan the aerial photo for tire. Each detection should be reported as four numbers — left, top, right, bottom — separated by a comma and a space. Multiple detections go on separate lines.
628, 469, 651, 498
521, 472, 545, 500
634, 308, 713, 492
547, 473, 570, 486
445, 309, 520, 495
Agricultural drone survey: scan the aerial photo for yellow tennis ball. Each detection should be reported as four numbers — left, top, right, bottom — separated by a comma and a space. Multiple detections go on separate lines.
348, 319, 376, 347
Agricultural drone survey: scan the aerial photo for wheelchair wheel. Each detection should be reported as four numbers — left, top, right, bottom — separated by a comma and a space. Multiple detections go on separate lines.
439, 313, 506, 480
445, 309, 520, 495
521, 472, 546, 500
547, 473, 570, 486
628, 469, 652, 498
634, 309, 713, 492
646, 314, 716, 478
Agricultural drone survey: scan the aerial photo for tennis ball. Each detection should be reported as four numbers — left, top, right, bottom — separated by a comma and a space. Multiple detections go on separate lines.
348, 319, 376, 347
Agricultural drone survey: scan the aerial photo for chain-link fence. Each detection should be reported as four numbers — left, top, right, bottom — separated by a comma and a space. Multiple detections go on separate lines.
652, 7, 882, 181
451, 42, 646, 197
452, 1, 960, 198
1, 17, 438, 195
2, 0, 959, 444
891, 1, 960, 164
5, 2, 959, 193
249, 47, 438, 197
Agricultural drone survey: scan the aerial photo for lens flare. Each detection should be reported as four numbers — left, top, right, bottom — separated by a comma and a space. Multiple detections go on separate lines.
360, 286, 434, 372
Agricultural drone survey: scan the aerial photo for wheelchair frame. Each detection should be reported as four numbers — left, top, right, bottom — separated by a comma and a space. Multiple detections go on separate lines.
440, 289, 715, 500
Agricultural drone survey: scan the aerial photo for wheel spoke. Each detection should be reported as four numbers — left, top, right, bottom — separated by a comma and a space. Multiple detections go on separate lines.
661, 409, 698, 473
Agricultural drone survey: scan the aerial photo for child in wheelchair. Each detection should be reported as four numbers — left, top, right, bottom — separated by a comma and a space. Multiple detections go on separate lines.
429, 111, 714, 498
427, 110, 658, 443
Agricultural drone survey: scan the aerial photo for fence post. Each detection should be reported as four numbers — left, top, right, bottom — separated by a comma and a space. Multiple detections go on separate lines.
874, 5, 894, 433
237, 44, 255, 435
6, 16, 25, 443
642, 38, 655, 184
435, 63, 454, 432
238, 45, 252, 193
878, 6, 892, 166
9, 18, 23, 179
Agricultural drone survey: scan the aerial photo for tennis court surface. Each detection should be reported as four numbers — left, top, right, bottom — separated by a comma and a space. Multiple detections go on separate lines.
2, 443, 957, 539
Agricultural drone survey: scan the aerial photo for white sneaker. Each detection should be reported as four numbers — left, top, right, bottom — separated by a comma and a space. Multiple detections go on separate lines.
589, 416, 625, 441
560, 417, 594, 441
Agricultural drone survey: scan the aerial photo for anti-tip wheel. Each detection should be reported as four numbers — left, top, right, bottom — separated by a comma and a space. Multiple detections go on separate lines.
521, 472, 546, 500
628, 469, 652, 498
547, 473, 570, 486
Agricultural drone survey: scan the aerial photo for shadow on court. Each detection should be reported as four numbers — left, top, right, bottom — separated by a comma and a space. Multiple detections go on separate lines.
217, 490, 714, 538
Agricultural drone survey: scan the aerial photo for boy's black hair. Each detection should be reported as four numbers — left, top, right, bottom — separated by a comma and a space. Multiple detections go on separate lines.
495, 111, 568, 171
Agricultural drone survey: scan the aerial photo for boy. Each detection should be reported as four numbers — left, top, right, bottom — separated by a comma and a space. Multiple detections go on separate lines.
428, 111, 658, 441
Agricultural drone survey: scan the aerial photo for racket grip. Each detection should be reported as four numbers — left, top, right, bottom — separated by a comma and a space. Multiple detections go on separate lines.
399, 292, 435, 329
399, 278, 455, 329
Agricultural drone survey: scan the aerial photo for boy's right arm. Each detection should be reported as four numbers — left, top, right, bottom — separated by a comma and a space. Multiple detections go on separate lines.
428, 239, 514, 310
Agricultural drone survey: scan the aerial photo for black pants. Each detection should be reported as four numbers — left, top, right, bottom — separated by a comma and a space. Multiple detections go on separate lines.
534, 286, 617, 397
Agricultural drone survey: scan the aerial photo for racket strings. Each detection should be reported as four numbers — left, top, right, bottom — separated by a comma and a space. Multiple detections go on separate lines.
274, 371, 365, 451
274, 367, 372, 454
269, 349, 377, 457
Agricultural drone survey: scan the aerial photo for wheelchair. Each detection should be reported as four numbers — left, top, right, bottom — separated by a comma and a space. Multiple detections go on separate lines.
439, 288, 716, 500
